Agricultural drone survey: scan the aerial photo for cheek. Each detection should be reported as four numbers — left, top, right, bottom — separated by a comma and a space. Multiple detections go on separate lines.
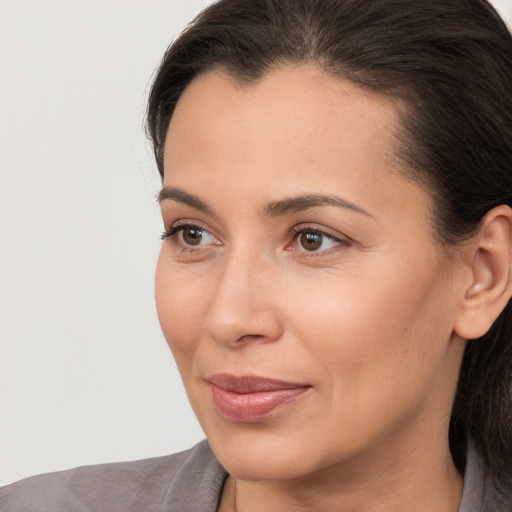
286, 260, 455, 394
154, 250, 209, 365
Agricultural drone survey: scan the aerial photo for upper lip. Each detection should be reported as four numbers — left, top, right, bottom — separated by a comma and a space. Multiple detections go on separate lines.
206, 373, 310, 393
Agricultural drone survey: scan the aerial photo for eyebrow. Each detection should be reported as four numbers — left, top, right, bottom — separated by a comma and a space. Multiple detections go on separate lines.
264, 194, 371, 217
158, 186, 214, 215
158, 187, 370, 218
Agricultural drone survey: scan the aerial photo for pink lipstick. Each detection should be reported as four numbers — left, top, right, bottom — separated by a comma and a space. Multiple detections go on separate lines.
206, 374, 311, 422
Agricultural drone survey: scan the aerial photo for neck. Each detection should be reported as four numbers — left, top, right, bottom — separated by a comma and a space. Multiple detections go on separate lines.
220, 435, 463, 512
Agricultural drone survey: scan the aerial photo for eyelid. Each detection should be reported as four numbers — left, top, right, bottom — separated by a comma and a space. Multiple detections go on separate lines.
289, 223, 350, 242
162, 219, 213, 237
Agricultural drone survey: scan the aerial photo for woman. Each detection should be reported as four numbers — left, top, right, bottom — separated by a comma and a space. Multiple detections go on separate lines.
2, 0, 511, 510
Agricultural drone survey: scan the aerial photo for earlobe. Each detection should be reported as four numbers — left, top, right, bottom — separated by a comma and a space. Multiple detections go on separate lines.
454, 205, 512, 340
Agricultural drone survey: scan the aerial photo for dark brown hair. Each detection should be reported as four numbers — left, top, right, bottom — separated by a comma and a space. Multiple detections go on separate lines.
147, 0, 512, 500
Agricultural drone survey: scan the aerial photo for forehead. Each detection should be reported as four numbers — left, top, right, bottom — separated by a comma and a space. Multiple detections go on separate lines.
165, 64, 403, 174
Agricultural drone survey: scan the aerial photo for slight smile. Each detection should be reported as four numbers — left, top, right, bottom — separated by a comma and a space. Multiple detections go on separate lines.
206, 374, 312, 422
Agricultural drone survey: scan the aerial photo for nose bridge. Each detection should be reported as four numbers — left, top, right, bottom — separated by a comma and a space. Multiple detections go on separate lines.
204, 244, 282, 346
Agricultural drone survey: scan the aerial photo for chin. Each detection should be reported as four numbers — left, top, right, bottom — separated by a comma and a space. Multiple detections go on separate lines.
204, 425, 325, 481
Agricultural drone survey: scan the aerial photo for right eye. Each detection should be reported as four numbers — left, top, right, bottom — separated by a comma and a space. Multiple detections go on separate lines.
161, 224, 219, 249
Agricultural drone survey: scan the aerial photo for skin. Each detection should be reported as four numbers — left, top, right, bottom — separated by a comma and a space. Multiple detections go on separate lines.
155, 65, 510, 511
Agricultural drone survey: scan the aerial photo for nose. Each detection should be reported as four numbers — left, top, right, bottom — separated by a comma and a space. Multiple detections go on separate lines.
204, 250, 283, 347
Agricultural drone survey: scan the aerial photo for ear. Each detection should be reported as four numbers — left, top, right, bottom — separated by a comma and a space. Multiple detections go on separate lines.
454, 205, 512, 340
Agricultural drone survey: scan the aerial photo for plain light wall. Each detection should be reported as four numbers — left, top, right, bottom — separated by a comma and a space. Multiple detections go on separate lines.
1, 0, 511, 485
0, 0, 213, 485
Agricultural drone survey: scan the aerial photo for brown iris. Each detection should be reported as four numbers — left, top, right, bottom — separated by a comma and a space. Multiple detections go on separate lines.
300, 232, 323, 251
182, 227, 204, 245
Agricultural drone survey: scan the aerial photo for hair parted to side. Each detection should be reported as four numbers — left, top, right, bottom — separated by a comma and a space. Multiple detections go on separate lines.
147, 0, 512, 501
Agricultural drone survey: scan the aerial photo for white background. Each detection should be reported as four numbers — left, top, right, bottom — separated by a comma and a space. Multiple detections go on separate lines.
1, 0, 511, 485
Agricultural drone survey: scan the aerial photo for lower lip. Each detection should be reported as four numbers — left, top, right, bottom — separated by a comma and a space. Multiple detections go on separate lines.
210, 384, 310, 422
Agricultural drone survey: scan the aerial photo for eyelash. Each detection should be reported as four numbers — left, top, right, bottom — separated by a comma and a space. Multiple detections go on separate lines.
160, 223, 215, 252
161, 223, 350, 256
161, 224, 193, 241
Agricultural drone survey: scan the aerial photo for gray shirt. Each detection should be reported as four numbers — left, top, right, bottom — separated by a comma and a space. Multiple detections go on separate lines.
0, 440, 509, 511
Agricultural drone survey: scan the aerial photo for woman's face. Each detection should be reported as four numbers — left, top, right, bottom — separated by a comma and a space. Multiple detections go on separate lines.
155, 65, 467, 481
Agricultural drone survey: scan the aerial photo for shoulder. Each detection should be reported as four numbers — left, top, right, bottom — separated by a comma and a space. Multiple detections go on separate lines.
459, 440, 512, 512
0, 440, 227, 512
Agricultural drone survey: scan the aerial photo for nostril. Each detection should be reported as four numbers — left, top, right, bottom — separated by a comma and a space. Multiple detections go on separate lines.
234, 333, 269, 344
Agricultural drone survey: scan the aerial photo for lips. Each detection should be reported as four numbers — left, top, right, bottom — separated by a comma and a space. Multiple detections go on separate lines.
206, 374, 311, 422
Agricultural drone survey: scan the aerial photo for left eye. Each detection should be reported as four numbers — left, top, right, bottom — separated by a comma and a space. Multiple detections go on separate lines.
293, 229, 342, 252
